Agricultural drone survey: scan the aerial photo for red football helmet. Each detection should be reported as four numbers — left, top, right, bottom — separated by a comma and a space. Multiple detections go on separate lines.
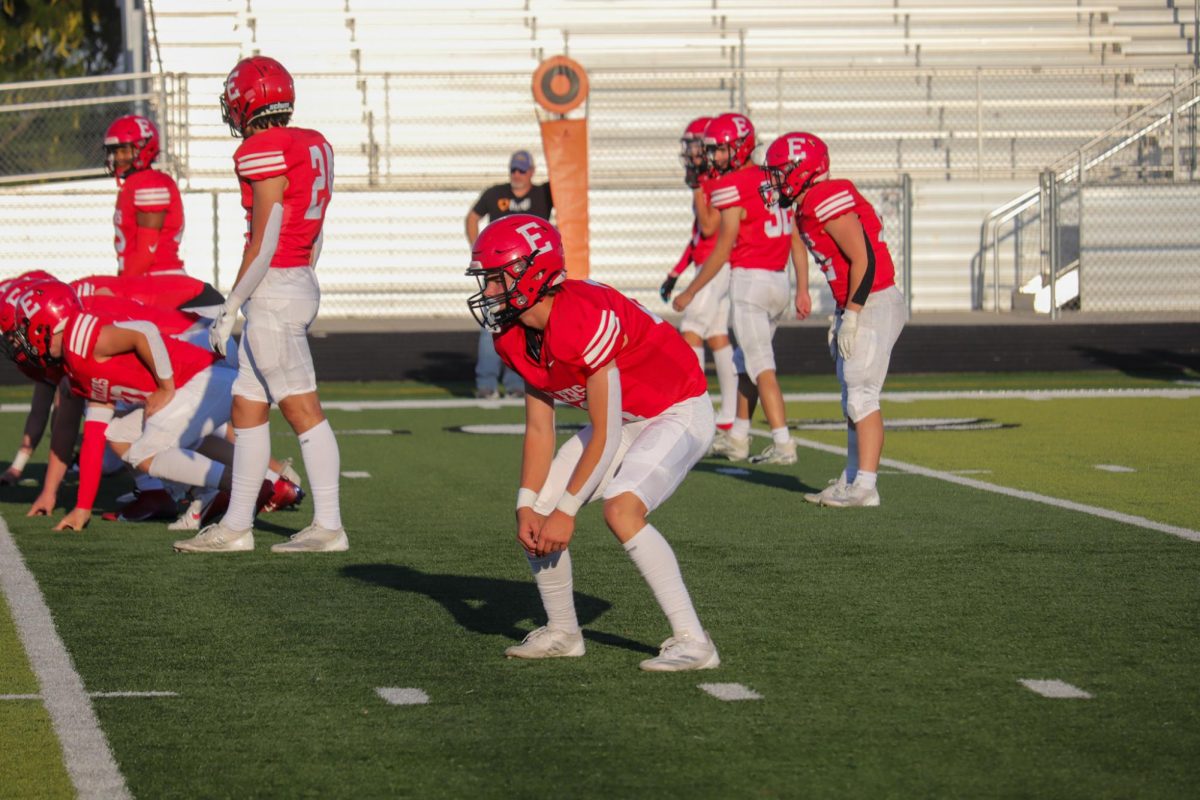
12, 280, 81, 366
679, 115, 713, 170
220, 56, 295, 137
466, 214, 566, 331
104, 115, 160, 178
703, 113, 755, 174
0, 272, 56, 334
762, 132, 830, 207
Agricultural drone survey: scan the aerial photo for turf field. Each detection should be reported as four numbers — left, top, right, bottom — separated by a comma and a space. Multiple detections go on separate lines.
1, 371, 1198, 799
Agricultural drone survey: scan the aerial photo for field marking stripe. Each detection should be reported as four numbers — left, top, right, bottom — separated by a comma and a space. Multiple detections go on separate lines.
1, 388, 1197, 415
0, 518, 132, 800
759, 432, 1200, 543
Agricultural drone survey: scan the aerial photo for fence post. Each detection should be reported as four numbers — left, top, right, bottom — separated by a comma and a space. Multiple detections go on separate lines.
976, 68, 984, 180
211, 190, 220, 290
383, 73, 392, 181
1046, 171, 1060, 320
1172, 84, 1181, 182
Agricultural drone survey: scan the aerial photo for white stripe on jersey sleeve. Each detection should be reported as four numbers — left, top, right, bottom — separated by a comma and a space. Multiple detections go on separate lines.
709, 186, 740, 208
814, 190, 854, 221
68, 314, 98, 360
236, 153, 287, 175
583, 310, 622, 369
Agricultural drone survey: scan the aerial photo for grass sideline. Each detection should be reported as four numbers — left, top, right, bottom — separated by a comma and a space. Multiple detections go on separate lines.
1, 372, 1197, 798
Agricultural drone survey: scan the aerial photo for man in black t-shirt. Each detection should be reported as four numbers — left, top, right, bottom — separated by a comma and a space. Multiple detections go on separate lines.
464, 150, 554, 399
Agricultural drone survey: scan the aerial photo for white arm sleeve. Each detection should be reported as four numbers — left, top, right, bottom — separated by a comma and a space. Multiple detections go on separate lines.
556, 367, 624, 516
225, 202, 283, 310
112, 320, 173, 380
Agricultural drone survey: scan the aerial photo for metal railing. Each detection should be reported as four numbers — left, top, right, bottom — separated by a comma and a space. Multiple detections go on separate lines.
977, 71, 1200, 315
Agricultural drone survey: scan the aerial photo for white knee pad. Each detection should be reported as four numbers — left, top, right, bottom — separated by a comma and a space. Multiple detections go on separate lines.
844, 384, 881, 423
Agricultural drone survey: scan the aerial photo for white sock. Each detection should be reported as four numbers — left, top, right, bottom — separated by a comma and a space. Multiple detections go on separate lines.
299, 419, 342, 530
855, 470, 877, 490
527, 550, 579, 634
690, 345, 704, 370
224, 422, 271, 532
730, 417, 751, 440
846, 426, 860, 484
147, 448, 225, 490
711, 345, 738, 427
133, 471, 164, 492
771, 426, 790, 446
623, 524, 705, 642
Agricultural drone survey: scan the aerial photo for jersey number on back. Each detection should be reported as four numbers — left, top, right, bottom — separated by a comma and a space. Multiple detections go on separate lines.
304, 143, 335, 220
763, 204, 793, 239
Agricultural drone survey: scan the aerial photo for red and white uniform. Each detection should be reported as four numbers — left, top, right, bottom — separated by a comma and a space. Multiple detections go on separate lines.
230, 126, 333, 403
798, 179, 896, 309
708, 167, 792, 271
61, 311, 217, 405
678, 176, 731, 339
708, 165, 795, 381
234, 126, 333, 269
114, 168, 184, 276
74, 273, 213, 312
494, 280, 708, 421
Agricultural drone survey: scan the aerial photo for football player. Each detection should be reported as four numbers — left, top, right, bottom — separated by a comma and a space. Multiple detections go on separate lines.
176, 55, 345, 553
468, 215, 719, 672
658, 116, 739, 435
672, 113, 812, 464
763, 132, 906, 507
104, 115, 186, 278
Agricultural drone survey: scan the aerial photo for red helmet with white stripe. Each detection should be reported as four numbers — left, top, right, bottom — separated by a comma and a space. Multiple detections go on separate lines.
104, 114, 160, 178
12, 280, 81, 367
220, 56, 295, 137
762, 131, 829, 207
466, 214, 566, 331
703, 113, 755, 174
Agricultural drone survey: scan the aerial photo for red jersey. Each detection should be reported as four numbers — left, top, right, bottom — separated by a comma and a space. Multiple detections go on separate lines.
493, 280, 708, 421
60, 310, 218, 404
690, 177, 718, 266
234, 127, 333, 268
798, 179, 896, 308
73, 273, 210, 311
81, 295, 200, 336
114, 168, 185, 276
707, 165, 793, 271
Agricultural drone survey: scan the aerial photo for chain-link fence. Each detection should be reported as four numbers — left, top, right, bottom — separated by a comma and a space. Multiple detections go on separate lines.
0, 177, 909, 320
978, 73, 1200, 314
0, 73, 166, 185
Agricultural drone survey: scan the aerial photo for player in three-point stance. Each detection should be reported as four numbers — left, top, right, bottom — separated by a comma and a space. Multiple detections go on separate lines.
468, 214, 719, 671
762, 132, 905, 507
174, 55, 345, 553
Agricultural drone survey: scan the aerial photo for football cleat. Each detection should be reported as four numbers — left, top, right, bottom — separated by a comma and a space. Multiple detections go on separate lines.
262, 477, 305, 513
709, 432, 750, 461
640, 632, 720, 672
803, 476, 847, 505
504, 626, 585, 659
820, 483, 881, 508
101, 488, 178, 522
168, 497, 203, 531
269, 523, 349, 553
278, 458, 302, 488
173, 522, 254, 553
748, 440, 797, 466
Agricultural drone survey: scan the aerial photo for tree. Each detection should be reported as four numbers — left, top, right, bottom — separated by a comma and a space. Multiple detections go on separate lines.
1, 0, 122, 82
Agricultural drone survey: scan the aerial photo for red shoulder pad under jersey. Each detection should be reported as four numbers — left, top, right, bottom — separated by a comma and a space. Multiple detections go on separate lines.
234, 127, 292, 181
804, 179, 862, 224
124, 168, 176, 212
546, 282, 627, 376
82, 295, 199, 335
707, 167, 764, 211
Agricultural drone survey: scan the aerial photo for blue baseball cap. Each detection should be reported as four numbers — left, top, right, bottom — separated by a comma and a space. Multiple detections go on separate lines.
509, 150, 534, 172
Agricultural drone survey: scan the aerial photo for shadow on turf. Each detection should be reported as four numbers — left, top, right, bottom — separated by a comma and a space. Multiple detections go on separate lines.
341, 563, 656, 654
693, 459, 817, 495
1073, 345, 1200, 381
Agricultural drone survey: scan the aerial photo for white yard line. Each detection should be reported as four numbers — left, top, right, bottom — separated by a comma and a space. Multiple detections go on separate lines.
698, 683, 763, 701
375, 687, 430, 705
1019, 679, 1093, 699
0, 517, 131, 800
763, 431, 1200, 543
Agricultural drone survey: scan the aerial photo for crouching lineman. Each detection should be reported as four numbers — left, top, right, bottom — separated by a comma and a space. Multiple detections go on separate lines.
468, 215, 719, 672
762, 132, 906, 507
14, 281, 235, 532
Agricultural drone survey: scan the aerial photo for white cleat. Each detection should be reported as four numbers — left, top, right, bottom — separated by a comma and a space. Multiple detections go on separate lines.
804, 476, 847, 505
709, 432, 750, 462
748, 439, 797, 466
278, 458, 303, 489
167, 498, 204, 531
270, 523, 349, 553
505, 626, 585, 659
173, 522, 254, 553
640, 631, 720, 672
820, 483, 881, 508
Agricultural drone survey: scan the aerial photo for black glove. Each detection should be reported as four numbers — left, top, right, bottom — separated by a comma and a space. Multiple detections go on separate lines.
684, 165, 700, 189
659, 275, 678, 303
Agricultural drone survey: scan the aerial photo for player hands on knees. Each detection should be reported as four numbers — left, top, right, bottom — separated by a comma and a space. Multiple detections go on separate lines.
467, 215, 720, 672
763, 132, 906, 508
